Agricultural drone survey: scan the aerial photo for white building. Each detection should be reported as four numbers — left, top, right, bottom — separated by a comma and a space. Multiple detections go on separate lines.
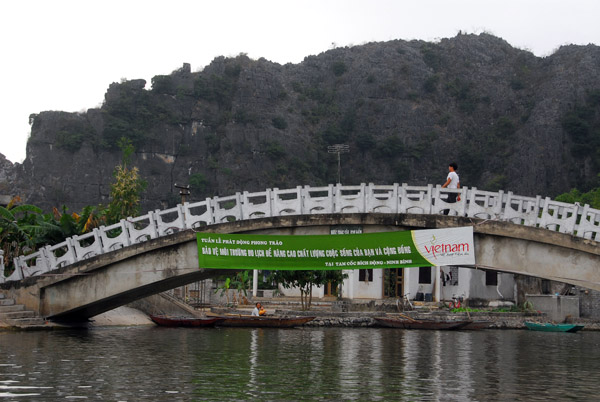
278, 266, 516, 306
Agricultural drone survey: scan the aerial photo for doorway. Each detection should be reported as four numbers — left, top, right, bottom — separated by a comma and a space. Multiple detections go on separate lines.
383, 268, 403, 298
324, 281, 338, 297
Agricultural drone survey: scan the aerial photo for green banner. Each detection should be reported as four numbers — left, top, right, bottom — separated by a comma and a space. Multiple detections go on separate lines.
197, 227, 474, 270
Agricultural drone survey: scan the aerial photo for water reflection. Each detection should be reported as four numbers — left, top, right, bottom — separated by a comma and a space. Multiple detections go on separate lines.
1, 327, 600, 400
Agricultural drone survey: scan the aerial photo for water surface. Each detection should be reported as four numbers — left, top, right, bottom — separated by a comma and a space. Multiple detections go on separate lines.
1, 327, 599, 401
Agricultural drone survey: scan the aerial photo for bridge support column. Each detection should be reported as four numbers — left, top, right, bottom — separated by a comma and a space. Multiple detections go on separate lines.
434, 266, 441, 302
253, 269, 258, 297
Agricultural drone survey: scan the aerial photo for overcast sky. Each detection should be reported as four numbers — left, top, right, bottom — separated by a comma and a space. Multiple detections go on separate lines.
1, 0, 599, 163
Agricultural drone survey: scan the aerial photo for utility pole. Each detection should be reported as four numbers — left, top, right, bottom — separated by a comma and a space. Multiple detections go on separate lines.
174, 183, 190, 204
327, 144, 350, 184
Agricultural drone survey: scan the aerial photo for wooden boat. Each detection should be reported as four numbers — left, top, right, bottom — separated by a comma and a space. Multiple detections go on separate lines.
462, 320, 493, 330
524, 321, 584, 333
150, 315, 225, 327
216, 315, 316, 328
374, 317, 472, 330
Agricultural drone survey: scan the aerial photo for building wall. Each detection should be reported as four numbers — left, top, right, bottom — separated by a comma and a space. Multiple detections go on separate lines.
279, 266, 516, 305
526, 295, 580, 320
404, 267, 435, 300
342, 269, 383, 299
574, 288, 600, 319
467, 270, 515, 304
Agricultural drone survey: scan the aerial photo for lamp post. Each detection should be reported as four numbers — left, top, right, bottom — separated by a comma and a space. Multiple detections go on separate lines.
327, 144, 349, 184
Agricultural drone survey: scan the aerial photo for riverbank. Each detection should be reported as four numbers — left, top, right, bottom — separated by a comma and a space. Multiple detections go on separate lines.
3, 305, 600, 331
207, 305, 600, 330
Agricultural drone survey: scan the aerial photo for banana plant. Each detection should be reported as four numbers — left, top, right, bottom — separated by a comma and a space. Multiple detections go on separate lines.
0, 197, 43, 274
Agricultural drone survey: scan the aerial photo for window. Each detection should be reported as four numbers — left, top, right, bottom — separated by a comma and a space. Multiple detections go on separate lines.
359, 269, 373, 282
485, 270, 498, 286
442, 266, 459, 286
541, 279, 551, 294
418, 267, 432, 284
449, 266, 459, 286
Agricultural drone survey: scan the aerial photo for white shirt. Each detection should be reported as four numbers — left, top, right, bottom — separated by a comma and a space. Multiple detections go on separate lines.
446, 171, 459, 189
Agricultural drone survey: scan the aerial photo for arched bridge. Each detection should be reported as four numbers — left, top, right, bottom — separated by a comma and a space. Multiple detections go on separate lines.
1, 183, 599, 321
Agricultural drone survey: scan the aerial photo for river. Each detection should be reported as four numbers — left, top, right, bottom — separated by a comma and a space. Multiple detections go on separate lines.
1, 326, 599, 401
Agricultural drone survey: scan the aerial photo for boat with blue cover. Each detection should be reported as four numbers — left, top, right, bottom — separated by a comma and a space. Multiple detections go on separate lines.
524, 321, 584, 333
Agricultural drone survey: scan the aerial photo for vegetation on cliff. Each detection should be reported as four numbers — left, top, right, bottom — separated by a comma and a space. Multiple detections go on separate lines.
10, 34, 600, 213
1, 140, 146, 274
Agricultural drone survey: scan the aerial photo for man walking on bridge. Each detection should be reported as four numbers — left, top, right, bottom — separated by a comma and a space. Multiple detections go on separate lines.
441, 162, 460, 215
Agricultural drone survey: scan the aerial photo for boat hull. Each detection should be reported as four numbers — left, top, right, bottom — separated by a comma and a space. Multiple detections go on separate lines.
217, 316, 316, 328
524, 321, 584, 333
374, 317, 472, 330
150, 315, 224, 327
462, 320, 493, 330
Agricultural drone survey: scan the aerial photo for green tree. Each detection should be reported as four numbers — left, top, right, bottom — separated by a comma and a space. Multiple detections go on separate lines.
0, 198, 42, 271
268, 270, 347, 310
105, 138, 146, 223
214, 271, 251, 306
555, 185, 600, 209
189, 173, 208, 194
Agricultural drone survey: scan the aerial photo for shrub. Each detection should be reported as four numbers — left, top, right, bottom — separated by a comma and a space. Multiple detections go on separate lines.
56, 130, 85, 152
272, 116, 288, 130
189, 173, 208, 193
445, 78, 477, 114
406, 91, 419, 101
151, 75, 176, 95
485, 175, 508, 192
322, 124, 348, 145
377, 136, 403, 158
264, 141, 286, 160
495, 117, 516, 137
423, 74, 439, 93
55, 119, 94, 152
194, 64, 242, 110
355, 132, 375, 152
332, 61, 348, 76
556, 187, 600, 209
421, 44, 442, 71
234, 110, 259, 126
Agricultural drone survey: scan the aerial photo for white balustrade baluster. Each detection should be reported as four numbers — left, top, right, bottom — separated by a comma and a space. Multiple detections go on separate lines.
212, 193, 243, 223
539, 197, 579, 234
72, 229, 104, 260
502, 192, 541, 226
303, 185, 334, 214
400, 184, 432, 214
99, 220, 131, 251
334, 183, 366, 213
126, 211, 159, 244
44, 239, 77, 270
183, 199, 214, 228
466, 188, 504, 219
272, 186, 302, 215
242, 189, 273, 219
155, 205, 186, 236
366, 183, 399, 213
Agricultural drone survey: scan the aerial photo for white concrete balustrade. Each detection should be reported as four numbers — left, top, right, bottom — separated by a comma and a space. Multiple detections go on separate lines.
2, 183, 599, 283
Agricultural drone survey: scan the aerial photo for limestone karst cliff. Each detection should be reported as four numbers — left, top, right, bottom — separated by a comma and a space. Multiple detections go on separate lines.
2, 33, 600, 213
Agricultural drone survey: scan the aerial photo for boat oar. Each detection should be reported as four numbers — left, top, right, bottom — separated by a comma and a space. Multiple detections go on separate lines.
398, 312, 417, 322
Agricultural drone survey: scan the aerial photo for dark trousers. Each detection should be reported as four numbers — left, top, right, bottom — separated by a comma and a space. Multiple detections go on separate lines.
443, 192, 458, 215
